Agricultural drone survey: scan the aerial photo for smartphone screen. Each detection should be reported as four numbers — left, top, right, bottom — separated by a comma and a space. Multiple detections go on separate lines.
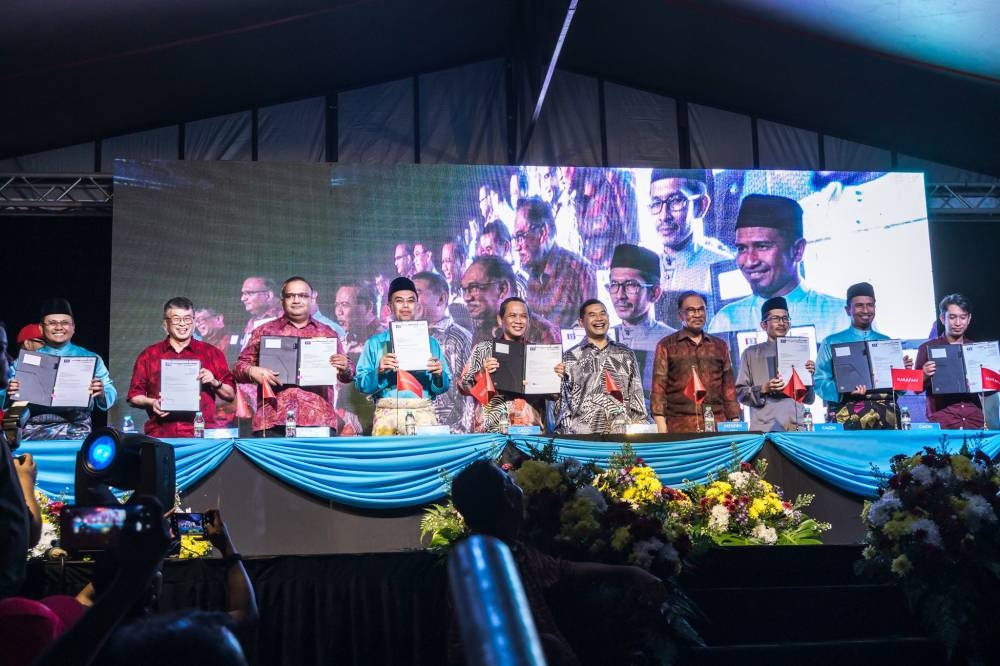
172, 512, 206, 538
59, 505, 153, 550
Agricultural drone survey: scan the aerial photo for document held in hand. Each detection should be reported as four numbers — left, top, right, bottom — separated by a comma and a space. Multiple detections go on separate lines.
776, 336, 813, 386
14, 349, 97, 408
831, 339, 904, 393
928, 341, 1000, 394
390, 320, 432, 372
159, 359, 201, 412
298, 338, 340, 387
260, 336, 299, 386
490, 341, 563, 395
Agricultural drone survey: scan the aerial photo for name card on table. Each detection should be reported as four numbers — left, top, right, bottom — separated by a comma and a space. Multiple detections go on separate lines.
205, 428, 238, 439
912, 422, 941, 431
626, 424, 659, 435
415, 425, 451, 436
717, 421, 749, 433
508, 425, 542, 435
815, 423, 844, 432
294, 426, 331, 438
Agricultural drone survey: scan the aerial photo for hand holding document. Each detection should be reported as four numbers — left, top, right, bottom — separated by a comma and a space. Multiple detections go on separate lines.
390, 321, 431, 372
298, 337, 340, 386
14, 350, 96, 408
159, 359, 201, 412
776, 336, 812, 386
524, 344, 563, 395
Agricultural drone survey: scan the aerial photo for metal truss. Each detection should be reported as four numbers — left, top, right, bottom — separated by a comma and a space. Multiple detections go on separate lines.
926, 182, 1000, 221
0, 173, 113, 216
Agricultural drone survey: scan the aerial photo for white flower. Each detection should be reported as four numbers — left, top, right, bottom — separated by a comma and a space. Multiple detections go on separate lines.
632, 538, 675, 568
708, 504, 730, 533
960, 492, 997, 530
574, 484, 608, 512
30, 522, 59, 558
868, 492, 902, 528
557, 457, 584, 482
727, 471, 751, 489
750, 523, 778, 544
909, 518, 942, 547
910, 465, 935, 486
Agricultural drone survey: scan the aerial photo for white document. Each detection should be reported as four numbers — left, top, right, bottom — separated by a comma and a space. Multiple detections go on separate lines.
776, 336, 813, 386
963, 341, 1000, 393
159, 359, 201, 412
866, 339, 904, 390
524, 344, 562, 395
51, 356, 98, 408
298, 337, 340, 386
390, 320, 432, 371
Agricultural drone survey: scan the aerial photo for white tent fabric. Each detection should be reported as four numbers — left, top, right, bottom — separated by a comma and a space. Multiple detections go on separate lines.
185, 112, 251, 161
604, 82, 679, 167
688, 103, 754, 169
3, 143, 94, 172
898, 154, 998, 183
419, 59, 507, 165
823, 136, 892, 171
102, 126, 179, 171
259, 97, 325, 163
524, 69, 601, 167
338, 78, 414, 165
758, 120, 819, 170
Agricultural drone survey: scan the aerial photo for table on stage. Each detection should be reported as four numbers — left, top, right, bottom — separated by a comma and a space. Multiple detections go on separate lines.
20, 429, 1000, 550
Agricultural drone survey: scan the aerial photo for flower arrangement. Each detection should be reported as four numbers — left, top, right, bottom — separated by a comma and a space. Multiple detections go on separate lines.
857, 443, 1000, 662
30, 488, 67, 558
684, 457, 830, 546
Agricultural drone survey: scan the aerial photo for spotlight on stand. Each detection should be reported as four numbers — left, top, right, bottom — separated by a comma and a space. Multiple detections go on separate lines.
75, 427, 176, 508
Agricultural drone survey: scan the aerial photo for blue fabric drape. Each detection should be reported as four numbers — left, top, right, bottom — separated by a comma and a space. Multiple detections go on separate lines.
16, 431, 1000, 507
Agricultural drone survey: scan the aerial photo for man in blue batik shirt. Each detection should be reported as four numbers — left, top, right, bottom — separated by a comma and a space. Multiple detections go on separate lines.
6, 298, 116, 440
355, 277, 451, 435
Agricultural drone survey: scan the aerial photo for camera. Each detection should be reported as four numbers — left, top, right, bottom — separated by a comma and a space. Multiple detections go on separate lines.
170, 512, 208, 539
59, 504, 157, 551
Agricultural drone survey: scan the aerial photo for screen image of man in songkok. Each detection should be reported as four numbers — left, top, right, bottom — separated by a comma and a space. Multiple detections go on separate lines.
649, 169, 733, 330
708, 194, 845, 342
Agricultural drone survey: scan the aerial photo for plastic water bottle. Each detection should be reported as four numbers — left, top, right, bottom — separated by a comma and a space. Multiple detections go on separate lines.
404, 411, 417, 436
497, 404, 510, 435
900, 407, 911, 431
608, 403, 628, 434
192, 411, 205, 438
285, 409, 297, 438
703, 405, 716, 433
802, 408, 814, 432
121, 415, 136, 434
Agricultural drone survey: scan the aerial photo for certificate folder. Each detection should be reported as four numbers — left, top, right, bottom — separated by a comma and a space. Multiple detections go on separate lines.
15, 350, 96, 408
831, 342, 869, 394
928, 344, 966, 395
489, 341, 561, 395
490, 340, 526, 394
260, 336, 299, 386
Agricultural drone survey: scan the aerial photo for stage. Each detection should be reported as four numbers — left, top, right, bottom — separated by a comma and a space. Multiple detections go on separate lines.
21, 429, 1000, 550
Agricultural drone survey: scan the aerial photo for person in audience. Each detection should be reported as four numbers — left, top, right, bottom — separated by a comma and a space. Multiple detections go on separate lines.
354, 277, 451, 435
0, 434, 31, 598
607, 244, 676, 406
650, 291, 740, 433
461, 255, 560, 346
556, 300, 648, 434
412, 242, 440, 275
0, 594, 87, 666
0, 322, 10, 391
708, 194, 845, 341
394, 243, 415, 278
414, 271, 472, 433
459, 297, 557, 433
648, 169, 732, 329
127, 297, 236, 437
515, 196, 596, 330
194, 307, 231, 355
915, 293, 987, 429
440, 236, 467, 298
813, 282, 913, 429
449, 460, 668, 666
735, 296, 816, 431
234, 277, 354, 436
7, 298, 116, 440
16, 323, 45, 352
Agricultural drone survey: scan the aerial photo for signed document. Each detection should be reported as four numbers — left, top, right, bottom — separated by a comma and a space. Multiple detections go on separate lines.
524, 344, 562, 395
776, 336, 812, 386
160, 359, 201, 412
866, 339, 903, 391
298, 337, 340, 386
15, 350, 97, 408
390, 320, 431, 372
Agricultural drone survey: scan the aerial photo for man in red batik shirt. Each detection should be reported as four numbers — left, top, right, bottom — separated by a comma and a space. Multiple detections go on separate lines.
235, 276, 354, 436
127, 297, 236, 437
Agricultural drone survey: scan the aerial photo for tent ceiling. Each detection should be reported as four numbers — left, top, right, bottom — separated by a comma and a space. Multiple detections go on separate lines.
2, 0, 997, 176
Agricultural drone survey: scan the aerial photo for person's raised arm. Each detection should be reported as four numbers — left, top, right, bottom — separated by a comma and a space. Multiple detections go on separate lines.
204, 508, 258, 631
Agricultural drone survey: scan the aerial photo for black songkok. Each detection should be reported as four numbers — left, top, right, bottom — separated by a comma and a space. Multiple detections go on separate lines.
760, 296, 789, 321
388, 277, 417, 299
39, 298, 73, 320
846, 281, 875, 302
610, 244, 660, 283
735, 194, 804, 238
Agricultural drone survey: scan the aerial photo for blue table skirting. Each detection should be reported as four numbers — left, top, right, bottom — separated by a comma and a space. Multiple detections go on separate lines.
20, 430, 1000, 509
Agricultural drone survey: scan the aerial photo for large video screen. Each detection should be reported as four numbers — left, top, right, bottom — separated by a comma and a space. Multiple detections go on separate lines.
111, 162, 932, 431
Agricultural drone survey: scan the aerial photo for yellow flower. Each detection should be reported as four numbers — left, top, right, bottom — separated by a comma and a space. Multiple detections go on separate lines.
610, 526, 632, 551
883, 513, 914, 539
515, 461, 566, 494
704, 481, 732, 501
890, 554, 912, 576
179, 535, 213, 559
950, 455, 975, 481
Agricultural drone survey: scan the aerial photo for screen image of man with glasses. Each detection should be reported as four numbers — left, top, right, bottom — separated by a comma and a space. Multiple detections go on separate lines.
648, 168, 733, 330
126, 297, 236, 437
6, 298, 117, 440
607, 244, 676, 406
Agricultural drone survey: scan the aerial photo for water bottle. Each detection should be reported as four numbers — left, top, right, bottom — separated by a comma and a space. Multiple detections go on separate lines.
900, 407, 911, 431
285, 409, 297, 438
608, 403, 628, 434
193, 411, 205, 438
404, 411, 417, 436
802, 407, 814, 432
121, 415, 136, 434
497, 404, 510, 436
703, 405, 716, 433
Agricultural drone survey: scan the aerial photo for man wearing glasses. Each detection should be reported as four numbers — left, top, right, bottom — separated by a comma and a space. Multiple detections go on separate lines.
127, 297, 236, 437
708, 194, 845, 342
7, 298, 117, 440
235, 277, 355, 436
649, 169, 732, 330
460, 255, 560, 346
238, 276, 282, 349
607, 244, 676, 405
735, 296, 816, 431
514, 196, 596, 330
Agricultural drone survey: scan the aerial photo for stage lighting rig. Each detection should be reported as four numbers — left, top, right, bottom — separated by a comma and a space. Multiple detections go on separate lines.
75, 427, 175, 509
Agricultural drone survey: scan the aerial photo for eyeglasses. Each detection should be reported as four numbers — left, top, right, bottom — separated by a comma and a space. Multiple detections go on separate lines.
605, 280, 653, 295
682, 306, 706, 315
42, 320, 73, 329
282, 292, 311, 301
241, 289, 269, 297
648, 193, 693, 215
166, 316, 194, 325
513, 225, 545, 244
460, 282, 499, 296
764, 316, 791, 324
